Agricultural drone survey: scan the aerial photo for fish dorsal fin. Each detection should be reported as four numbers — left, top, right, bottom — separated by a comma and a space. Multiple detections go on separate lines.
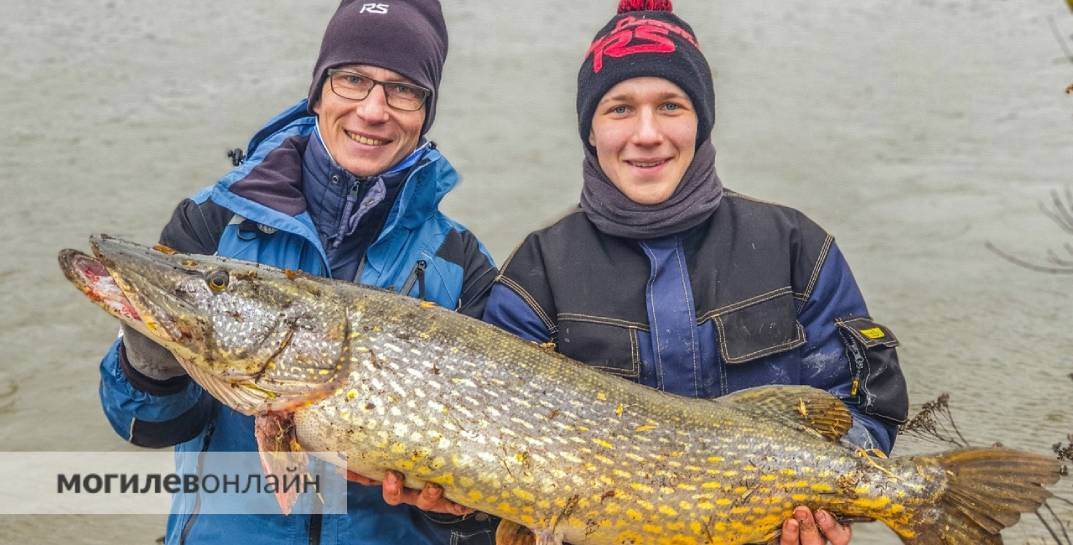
720, 385, 853, 443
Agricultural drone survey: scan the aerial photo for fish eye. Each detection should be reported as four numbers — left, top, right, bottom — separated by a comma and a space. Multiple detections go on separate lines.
207, 270, 230, 292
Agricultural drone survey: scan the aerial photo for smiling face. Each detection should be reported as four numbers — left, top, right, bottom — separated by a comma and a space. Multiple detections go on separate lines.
589, 77, 698, 205
314, 64, 426, 177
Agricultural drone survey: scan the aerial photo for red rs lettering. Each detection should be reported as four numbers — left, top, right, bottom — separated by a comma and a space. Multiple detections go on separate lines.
618, 26, 675, 56
587, 25, 678, 73
588, 30, 634, 73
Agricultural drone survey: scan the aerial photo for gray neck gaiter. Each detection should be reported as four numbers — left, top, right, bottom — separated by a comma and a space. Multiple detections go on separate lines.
580, 140, 723, 239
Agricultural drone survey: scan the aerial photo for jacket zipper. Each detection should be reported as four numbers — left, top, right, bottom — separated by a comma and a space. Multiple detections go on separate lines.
846, 340, 866, 397
308, 513, 322, 545
399, 260, 427, 300
178, 417, 217, 545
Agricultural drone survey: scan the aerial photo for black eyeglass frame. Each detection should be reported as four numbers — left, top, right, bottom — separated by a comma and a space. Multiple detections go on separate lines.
326, 68, 430, 112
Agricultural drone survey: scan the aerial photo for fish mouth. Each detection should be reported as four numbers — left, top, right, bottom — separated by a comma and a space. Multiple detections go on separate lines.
58, 248, 144, 327
88, 234, 194, 347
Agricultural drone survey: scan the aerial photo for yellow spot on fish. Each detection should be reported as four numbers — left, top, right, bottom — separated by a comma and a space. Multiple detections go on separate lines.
811, 483, 833, 493
642, 523, 662, 534
707, 455, 724, 463
780, 469, 797, 477
791, 494, 808, 502
498, 502, 516, 515
760, 474, 777, 482
593, 438, 614, 450
722, 470, 739, 478
658, 505, 678, 517
419, 301, 437, 308
701, 482, 721, 489
678, 500, 693, 511
676, 483, 696, 491
318, 369, 331, 376
512, 489, 535, 502
743, 465, 758, 471
715, 498, 732, 506
890, 503, 905, 514
853, 495, 891, 510
616, 403, 624, 417
634, 424, 657, 432
630, 482, 653, 494
613, 469, 632, 479
733, 486, 747, 494
690, 521, 703, 534
697, 501, 714, 510
520, 514, 536, 526
346, 389, 358, 401
597, 391, 607, 401
625, 509, 643, 521
637, 500, 655, 511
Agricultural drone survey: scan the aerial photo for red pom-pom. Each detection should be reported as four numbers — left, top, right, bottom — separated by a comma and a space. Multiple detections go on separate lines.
617, 0, 673, 14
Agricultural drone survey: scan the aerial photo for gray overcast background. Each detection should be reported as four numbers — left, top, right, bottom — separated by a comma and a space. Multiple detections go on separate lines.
1, 1, 1071, 543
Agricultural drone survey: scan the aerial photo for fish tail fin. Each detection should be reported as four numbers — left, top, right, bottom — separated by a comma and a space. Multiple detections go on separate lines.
898, 448, 1061, 545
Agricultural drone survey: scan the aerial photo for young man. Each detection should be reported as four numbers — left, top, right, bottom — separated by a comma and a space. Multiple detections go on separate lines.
97, 1, 497, 543
483, 2, 910, 544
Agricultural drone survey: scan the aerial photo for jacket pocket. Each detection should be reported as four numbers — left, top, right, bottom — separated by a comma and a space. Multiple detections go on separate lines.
708, 288, 806, 365
836, 316, 909, 425
556, 314, 643, 378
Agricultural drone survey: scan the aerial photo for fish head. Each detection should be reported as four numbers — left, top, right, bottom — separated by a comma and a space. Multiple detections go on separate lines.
68, 234, 352, 414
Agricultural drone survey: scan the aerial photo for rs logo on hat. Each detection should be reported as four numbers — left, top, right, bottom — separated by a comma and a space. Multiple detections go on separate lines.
359, 3, 389, 14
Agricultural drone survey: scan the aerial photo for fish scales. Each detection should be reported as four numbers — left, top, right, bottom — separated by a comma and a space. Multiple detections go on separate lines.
60, 236, 1063, 545
294, 290, 923, 545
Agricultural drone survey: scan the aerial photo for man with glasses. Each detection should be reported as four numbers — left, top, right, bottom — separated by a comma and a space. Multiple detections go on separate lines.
95, 1, 498, 544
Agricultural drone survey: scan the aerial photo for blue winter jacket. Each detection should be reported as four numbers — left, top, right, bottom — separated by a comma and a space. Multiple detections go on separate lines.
97, 99, 498, 545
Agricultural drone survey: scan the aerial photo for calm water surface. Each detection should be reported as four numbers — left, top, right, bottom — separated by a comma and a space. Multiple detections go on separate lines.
2, 1, 1071, 543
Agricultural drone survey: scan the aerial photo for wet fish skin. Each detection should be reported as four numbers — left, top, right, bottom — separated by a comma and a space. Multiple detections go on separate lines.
60, 235, 1062, 545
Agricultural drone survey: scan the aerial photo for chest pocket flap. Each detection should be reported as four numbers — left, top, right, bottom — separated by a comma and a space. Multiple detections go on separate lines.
708, 288, 806, 365
555, 314, 642, 379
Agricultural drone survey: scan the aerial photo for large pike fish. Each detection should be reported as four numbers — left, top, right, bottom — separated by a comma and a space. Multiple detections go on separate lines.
59, 235, 1061, 545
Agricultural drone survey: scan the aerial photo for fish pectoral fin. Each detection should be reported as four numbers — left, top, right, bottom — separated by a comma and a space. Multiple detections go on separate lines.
254, 412, 308, 516
719, 385, 853, 443
495, 520, 535, 545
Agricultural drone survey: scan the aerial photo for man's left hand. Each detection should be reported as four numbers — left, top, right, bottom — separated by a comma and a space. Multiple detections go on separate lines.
780, 506, 852, 545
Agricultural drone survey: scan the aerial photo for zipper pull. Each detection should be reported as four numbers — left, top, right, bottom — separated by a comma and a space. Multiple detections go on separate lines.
415, 260, 427, 300
846, 341, 866, 397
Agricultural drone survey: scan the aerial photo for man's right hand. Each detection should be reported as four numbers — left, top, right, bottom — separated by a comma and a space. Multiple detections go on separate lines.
346, 469, 474, 516
121, 324, 185, 380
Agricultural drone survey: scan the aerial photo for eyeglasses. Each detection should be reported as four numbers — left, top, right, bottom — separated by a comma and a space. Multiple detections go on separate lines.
326, 69, 430, 112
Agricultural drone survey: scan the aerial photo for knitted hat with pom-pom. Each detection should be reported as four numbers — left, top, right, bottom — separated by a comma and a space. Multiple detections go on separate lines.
577, 0, 715, 151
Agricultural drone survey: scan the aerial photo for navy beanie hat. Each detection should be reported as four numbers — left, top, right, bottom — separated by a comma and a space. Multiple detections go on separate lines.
577, 0, 715, 151
308, 0, 448, 134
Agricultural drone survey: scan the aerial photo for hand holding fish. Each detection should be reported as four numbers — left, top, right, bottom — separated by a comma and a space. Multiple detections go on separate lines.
345, 469, 474, 516
779, 507, 851, 545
